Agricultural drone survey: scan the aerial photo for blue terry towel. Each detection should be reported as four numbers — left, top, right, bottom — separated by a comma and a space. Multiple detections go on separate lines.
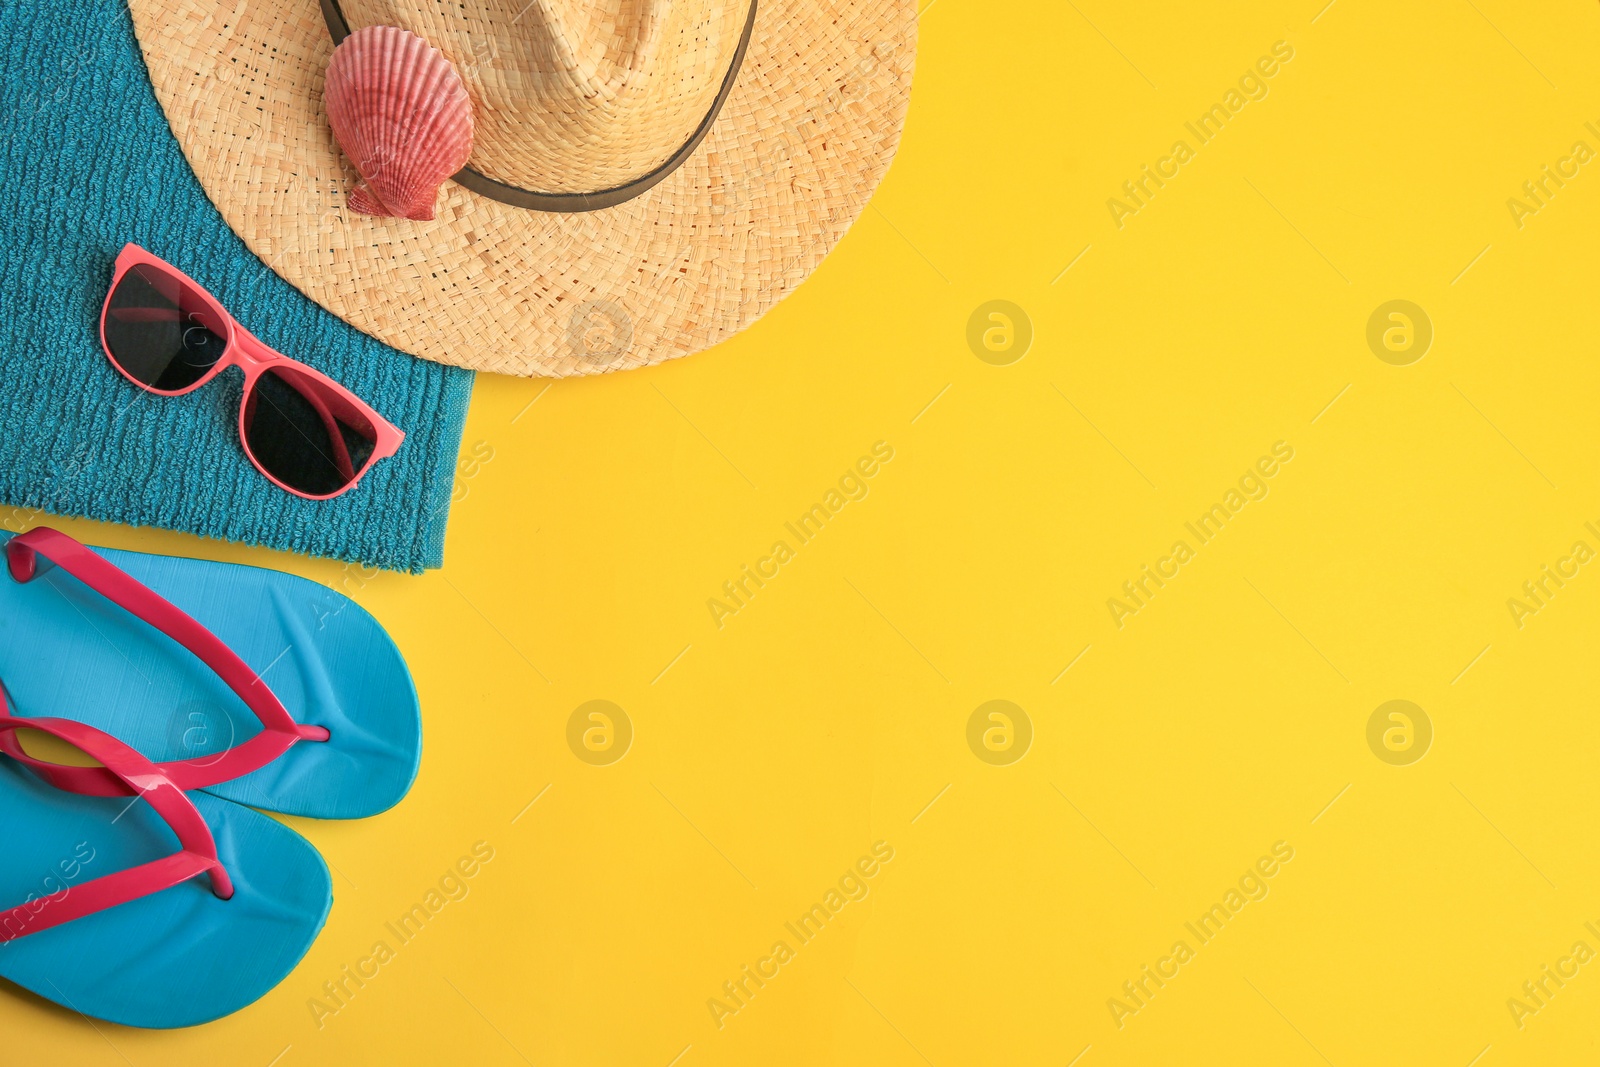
0, 0, 473, 572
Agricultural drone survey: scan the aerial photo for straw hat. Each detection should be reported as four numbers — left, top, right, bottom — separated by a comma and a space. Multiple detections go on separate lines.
127, 0, 916, 377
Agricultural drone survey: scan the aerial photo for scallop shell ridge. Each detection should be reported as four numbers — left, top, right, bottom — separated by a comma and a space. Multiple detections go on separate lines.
324, 25, 475, 221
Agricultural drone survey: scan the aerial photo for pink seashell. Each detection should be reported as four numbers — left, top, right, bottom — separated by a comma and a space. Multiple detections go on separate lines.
324, 25, 475, 221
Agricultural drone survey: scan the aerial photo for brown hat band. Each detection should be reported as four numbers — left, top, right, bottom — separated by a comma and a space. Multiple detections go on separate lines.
319, 0, 759, 213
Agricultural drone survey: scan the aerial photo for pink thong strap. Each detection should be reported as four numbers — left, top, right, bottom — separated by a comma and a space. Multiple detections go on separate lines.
0, 527, 327, 797
0, 704, 232, 942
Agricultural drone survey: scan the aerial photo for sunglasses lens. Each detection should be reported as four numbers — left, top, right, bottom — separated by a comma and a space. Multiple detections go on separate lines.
243, 367, 379, 497
103, 264, 228, 390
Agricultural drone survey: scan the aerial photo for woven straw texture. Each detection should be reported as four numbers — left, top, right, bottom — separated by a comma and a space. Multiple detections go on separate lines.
127, 0, 916, 377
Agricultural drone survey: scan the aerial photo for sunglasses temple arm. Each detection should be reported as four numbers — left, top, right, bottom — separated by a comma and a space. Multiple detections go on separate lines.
299, 383, 357, 482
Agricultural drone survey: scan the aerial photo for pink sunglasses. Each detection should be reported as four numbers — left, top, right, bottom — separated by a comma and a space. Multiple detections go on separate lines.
99, 244, 404, 499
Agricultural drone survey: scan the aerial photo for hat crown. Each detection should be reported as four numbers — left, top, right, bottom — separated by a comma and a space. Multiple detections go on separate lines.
340, 0, 747, 194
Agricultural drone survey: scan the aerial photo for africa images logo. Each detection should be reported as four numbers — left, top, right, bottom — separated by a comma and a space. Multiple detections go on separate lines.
1106, 441, 1295, 628
706, 842, 895, 1030
1105, 40, 1296, 229
706, 442, 895, 629
0, 842, 96, 943
1107, 841, 1295, 1029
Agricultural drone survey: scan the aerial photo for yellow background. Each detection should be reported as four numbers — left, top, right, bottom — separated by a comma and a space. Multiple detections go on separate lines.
10, 0, 1600, 1062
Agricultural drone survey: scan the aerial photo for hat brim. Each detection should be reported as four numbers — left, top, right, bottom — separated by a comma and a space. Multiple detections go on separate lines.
127, 0, 916, 377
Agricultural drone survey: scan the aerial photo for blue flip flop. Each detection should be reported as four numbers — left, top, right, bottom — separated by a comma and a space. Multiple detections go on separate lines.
0, 528, 420, 819
0, 711, 330, 1028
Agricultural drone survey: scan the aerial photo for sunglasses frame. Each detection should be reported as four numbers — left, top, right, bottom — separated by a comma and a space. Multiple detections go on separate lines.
98, 244, 405, 500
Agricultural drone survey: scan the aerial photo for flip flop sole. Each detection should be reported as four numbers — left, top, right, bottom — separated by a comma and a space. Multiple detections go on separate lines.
0, 533, 421, 819
0, 758, 331, 1028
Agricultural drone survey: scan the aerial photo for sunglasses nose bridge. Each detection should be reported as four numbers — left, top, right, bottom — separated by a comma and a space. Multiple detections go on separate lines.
228, 326, 278, 368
